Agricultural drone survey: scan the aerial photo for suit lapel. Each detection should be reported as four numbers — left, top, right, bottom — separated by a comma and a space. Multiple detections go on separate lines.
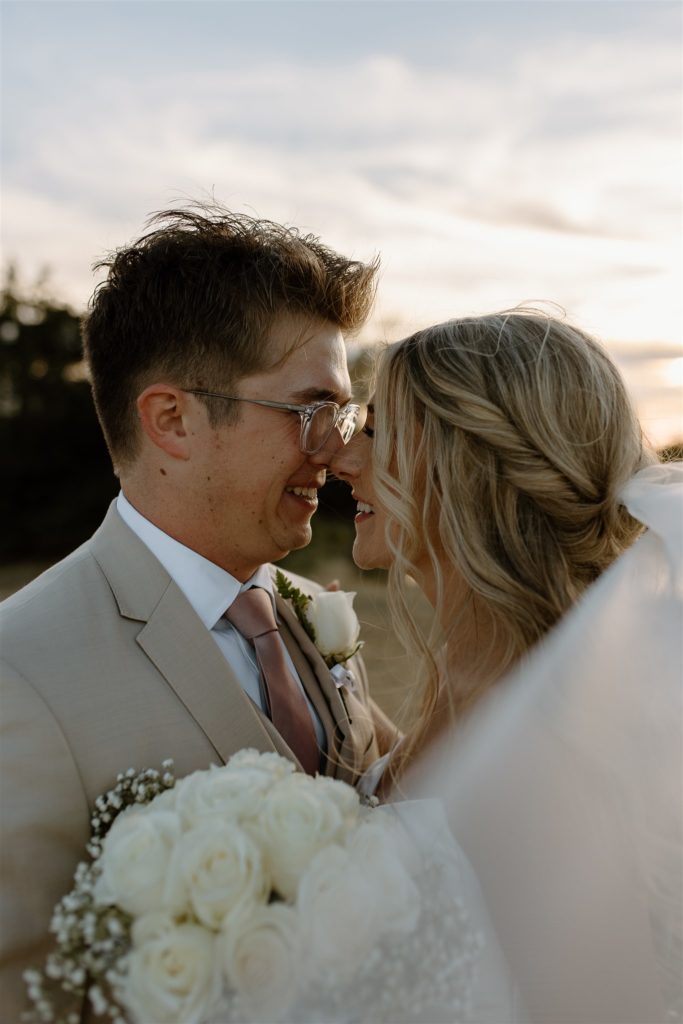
274, 593, 358, 782
276, 608, 338, 758
90, 503, 286, 765
90, 504, 363, 779
136, 584, 284, 765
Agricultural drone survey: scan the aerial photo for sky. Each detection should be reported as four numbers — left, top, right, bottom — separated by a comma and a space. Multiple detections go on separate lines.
2, 0, 682, 444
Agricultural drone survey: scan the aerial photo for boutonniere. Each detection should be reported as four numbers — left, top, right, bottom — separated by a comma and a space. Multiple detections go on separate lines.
275, 570, 363, 687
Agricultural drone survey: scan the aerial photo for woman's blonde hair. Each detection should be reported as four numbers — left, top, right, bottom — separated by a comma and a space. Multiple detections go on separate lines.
373, 309, 657, 768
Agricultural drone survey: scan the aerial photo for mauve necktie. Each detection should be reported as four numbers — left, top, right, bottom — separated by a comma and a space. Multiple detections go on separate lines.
224, 587, 320, 776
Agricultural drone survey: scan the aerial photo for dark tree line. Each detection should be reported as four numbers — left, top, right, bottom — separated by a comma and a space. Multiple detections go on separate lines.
1, 269, 117, 562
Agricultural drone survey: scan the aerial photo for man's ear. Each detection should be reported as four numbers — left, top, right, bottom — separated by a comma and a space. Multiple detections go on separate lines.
136, 385, 192, 460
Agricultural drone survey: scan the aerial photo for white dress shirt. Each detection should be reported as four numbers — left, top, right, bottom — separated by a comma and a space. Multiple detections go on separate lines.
116, 493, 325, 750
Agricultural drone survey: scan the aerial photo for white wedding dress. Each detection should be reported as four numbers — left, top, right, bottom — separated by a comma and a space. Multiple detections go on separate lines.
402, 462, 683, 1023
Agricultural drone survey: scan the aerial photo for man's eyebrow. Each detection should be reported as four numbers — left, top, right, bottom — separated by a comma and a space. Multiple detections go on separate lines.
288, 387, 352, 404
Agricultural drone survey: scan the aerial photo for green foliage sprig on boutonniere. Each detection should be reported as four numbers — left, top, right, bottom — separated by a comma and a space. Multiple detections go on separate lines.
274, 570, 317, 645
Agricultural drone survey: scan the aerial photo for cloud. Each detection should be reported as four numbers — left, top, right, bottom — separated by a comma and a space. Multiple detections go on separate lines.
2, 24, 680, 361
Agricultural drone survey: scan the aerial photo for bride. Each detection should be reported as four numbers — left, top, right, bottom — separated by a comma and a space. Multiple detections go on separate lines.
331, 308, 682, 1023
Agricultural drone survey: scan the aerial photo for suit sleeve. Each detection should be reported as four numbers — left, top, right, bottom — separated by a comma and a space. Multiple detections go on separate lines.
0, 663, 90, 1020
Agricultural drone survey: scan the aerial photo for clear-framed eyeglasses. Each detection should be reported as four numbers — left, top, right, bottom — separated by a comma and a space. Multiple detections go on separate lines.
185, 389, 363, 455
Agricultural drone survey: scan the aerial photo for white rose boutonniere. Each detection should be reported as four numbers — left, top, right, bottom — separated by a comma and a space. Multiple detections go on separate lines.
275, 570, 362, 669
304, 591, 361, 662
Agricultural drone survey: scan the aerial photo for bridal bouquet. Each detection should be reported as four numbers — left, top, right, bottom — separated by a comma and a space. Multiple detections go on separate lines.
25, 752, 483, 1024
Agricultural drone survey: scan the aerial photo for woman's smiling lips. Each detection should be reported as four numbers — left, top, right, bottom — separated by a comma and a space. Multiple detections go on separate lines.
354, 497, 375, 522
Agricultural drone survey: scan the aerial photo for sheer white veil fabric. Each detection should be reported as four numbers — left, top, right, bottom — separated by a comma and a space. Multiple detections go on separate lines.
406, 462, 683, 1024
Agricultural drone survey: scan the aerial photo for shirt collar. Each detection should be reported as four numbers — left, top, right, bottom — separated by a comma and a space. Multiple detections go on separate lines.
116, 492, 275, 629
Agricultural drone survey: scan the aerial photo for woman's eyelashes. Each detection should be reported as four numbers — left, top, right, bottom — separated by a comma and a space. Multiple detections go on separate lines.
363, 424, 375, 439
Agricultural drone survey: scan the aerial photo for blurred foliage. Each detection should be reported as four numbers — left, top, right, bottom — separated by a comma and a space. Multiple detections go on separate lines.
660, 442, 683, 462
1, 267, 116, 562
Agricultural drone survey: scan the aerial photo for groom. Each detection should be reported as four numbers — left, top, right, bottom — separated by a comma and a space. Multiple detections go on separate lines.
0, 203, 395, 1016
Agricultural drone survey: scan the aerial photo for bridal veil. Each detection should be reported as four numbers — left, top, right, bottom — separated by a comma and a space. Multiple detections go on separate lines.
407, 462, 683, 1023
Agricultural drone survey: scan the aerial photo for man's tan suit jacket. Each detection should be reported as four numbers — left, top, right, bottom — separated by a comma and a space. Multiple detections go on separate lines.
0, 503, 387, 1020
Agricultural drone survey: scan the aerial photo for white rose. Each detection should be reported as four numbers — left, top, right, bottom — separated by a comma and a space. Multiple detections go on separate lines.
175, 762, 281, 828
346, 819, 421, 936
147, 786, 178, 812
123, 922, 220, 1024
304, 591, 360, 661
255, 775, 345, 900
220, 902, 301, 1021
164, 820, 268, 929
94, 807, 182, 917
226, 749, 295, 779
130, 910, 177, 946
310, 775, 362, 829
297, 845, 379, 981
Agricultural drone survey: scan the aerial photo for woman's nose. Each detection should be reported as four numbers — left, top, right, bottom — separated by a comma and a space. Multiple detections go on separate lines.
329, 434, 363, 479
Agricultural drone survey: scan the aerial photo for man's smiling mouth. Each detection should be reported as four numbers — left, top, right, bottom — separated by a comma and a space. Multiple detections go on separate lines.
285, 486, 318, 501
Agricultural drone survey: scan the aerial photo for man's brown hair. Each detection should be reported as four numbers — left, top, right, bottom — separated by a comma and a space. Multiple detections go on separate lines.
82, 202, 379, 467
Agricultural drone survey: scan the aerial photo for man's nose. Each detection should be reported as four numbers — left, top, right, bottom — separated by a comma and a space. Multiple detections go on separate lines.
307, 426, 348, 469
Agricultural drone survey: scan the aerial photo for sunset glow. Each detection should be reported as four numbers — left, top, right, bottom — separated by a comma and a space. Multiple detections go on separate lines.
2, 1, 681, 444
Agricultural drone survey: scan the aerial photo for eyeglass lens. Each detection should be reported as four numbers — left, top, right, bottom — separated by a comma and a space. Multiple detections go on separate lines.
304, 404, 358, 453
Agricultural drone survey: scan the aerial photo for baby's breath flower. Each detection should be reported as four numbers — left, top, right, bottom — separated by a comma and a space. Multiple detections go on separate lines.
23, 761, 177, 1024
107, 918, 124, 937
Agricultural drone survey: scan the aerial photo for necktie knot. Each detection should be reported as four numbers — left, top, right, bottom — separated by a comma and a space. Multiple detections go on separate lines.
224, 587, 278, 640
